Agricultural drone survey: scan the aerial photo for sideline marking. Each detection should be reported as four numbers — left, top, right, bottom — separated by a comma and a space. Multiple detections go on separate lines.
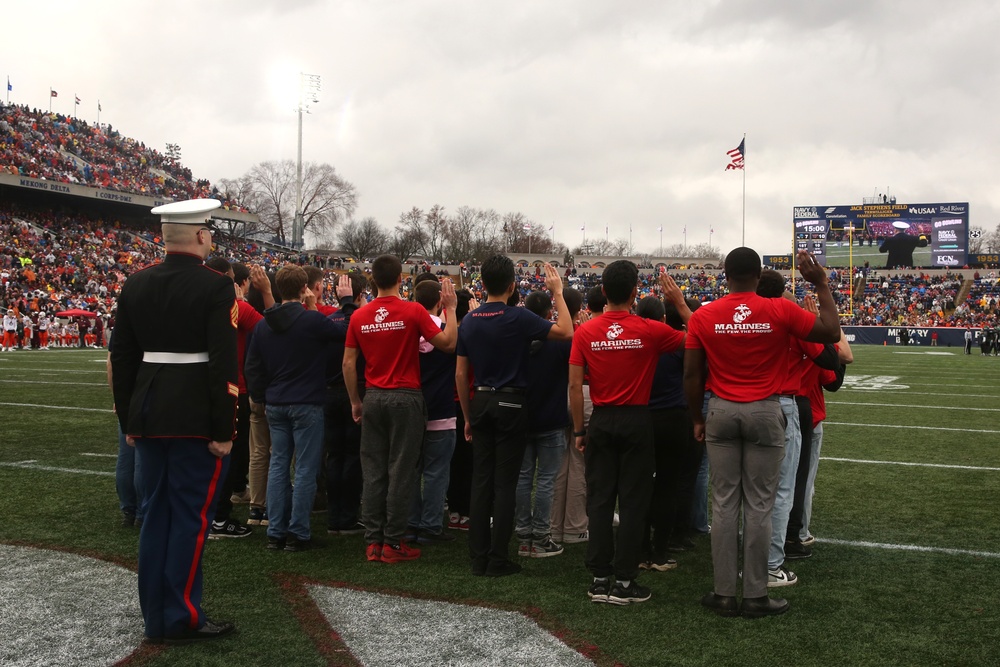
0, 402, 112, 413
81, 453, 117, 458
827, 400, 1000, 413
0, 379, 106, 386
0, 368, 105, 374
819, 538, 1000, 559
893, 351, 956, 356
0, 460, 114, 477
839, 390, 1000, 399
821, 456, 1000, 472
825, 421, 1000, 434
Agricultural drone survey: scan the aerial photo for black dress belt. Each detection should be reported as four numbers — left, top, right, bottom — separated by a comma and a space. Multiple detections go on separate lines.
474, 386, 525, 395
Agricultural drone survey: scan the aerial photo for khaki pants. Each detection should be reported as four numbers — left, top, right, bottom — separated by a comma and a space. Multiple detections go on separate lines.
550, 385, 591, 540
248, 398, 271, 510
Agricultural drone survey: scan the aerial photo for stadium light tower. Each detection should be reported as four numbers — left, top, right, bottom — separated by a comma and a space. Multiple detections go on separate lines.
293, 72, 321, 248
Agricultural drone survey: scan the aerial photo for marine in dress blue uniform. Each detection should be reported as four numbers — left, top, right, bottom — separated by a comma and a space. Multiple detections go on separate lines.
111, 199, 239, 644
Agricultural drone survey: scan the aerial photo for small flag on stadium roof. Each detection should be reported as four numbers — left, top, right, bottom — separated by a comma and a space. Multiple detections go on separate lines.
725, 138, 745, 171
75, 95, 81, 105
522, 223, 531, 232
6, 77, 11, 92
50, 89, 58, 98
98, 100, 102, 112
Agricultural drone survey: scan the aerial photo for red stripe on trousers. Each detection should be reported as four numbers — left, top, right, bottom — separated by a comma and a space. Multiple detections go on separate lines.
183, 456, 223, 629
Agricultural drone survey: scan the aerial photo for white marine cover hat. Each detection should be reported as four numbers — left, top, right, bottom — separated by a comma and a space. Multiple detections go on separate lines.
151, 199, 221, 225
892, 221, 910, 230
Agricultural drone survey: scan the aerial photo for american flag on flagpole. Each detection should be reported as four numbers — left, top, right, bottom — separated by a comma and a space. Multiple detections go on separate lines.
75, 95, 81, 105
725, 138, 745, 171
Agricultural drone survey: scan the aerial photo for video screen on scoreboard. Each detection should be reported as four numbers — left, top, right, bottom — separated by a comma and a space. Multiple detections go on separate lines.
791, 203, 969, 268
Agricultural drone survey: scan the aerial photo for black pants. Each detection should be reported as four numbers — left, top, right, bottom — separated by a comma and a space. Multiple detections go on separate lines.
786, 395, 813, 541
214, 392, 251, 522
468, 391, 528, 569
644, 407, 701, 557
325, 385, 363, 530
447, 401, 472, 517
585, 405, 655, 581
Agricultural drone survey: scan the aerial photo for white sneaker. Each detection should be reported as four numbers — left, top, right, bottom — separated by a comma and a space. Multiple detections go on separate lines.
767, 566, 798, 588
563, 531, 589, 544
800, 534, 816, 547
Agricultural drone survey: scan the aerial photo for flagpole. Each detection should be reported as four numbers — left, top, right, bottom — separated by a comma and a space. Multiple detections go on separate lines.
742, 132, 746, 246
97, 100, 100, 125
49, 88, 52, 113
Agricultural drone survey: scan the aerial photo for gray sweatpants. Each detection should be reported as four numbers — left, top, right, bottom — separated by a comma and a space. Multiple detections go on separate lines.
360, 388, 426, 545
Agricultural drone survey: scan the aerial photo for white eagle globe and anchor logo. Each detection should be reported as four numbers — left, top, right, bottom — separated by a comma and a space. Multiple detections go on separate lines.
374, 307, 389, 323
606, 322, 624, 340
733, 304, 752, 324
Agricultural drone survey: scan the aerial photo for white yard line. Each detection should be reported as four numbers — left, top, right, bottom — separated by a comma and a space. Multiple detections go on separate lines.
839, 390, 1000, 399
820, 456, 1000, 472
0, 460, 114, 477
80, 453, 117, 458
825, 421, 1000, 434
0, 402, 111, 413
0, 379, 106, 386
818, 538, 1000, 559
827, 401, 1000, 412
0, 368, 105, 374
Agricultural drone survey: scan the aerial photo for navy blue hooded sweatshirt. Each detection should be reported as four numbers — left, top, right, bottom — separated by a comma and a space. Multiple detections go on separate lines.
245, 297, 355, 405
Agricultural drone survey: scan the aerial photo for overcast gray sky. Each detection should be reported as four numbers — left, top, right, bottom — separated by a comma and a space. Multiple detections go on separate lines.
5, 0, 998, 256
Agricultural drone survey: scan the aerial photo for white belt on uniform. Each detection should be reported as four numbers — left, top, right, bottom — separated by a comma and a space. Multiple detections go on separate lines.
142, 351, 210, 364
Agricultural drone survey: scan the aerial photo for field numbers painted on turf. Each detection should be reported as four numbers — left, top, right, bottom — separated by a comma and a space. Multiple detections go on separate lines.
840, 375, 909, 391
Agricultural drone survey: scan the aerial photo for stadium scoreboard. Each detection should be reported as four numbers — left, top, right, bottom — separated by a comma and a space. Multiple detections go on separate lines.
792, 202, 970, 267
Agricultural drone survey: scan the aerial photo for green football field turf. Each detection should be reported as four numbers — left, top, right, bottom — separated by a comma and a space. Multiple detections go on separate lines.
822, 242, 933, 270
1, 346, 997, 666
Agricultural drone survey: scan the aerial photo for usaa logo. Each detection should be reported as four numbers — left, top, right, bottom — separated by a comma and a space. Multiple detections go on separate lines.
909, 207, 936, 215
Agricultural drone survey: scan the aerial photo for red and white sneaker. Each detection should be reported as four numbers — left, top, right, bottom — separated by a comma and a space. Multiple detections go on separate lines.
366, 543, 382, 562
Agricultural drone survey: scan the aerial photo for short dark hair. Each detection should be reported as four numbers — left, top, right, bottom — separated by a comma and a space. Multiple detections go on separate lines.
205, 256, 231, 276
455, 288, 474, 321
586, 285, 607, 313
247, 271, 277, 313
756, 269, 786, 298
414, 272, 438, 286
724, 247, 762, 282
275, 265, 308, 302
524, 290, 551, 318
346, 271, 369, 300
304, 266, 324, 288
371, 255, 402, 290
601, 260, 639, 305
232, 262, 250, 286
414, 280, 442, 310
636, 296, 665, 322
481, 255, 515, 296
564, 287, 583, 319
665, 299, 700, 331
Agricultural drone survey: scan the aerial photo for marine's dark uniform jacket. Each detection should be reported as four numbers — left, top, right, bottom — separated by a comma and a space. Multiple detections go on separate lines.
111, 252, 239, 442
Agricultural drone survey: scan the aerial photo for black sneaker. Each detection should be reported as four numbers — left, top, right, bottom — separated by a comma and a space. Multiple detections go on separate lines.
417, 529, 456, 544
247, 508, 268, 526
266, 536, 286, 551
484, 560, 522, 577
608, 580, 652, 606
209, 519, 252, 539
284, 537, 313, 552
121, 512, 136, 528
588, 578, 611, 603
338, 521, 366, 536
784, 540, 813, 560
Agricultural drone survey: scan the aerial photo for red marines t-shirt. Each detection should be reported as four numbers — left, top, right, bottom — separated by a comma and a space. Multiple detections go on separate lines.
782, 337, 825, 396
803, 363, 838, 427
569, 310, 685, 406
236, 300, 263, 394
345, 296, 442, 390
685, 292, 816, 403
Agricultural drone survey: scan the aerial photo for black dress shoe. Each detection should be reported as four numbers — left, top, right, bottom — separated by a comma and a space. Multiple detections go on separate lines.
784, 540, 812, 560
741, 596, 790, 618
484, 560, 522, 577
700, 592, 740, 617
285, 537, 314, 552
163, 620, 235, 644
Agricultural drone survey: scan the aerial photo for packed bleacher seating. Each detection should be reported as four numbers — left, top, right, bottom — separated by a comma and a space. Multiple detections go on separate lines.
0, 102, 244, 209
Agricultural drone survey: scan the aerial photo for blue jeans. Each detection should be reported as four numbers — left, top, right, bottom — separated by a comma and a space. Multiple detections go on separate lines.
410, 429, 456, 533
116, 425, 145, 520
690, 391, 711, 533
515, 428, 567, 539
769, 395, 801, 570
265, 404, 325, 542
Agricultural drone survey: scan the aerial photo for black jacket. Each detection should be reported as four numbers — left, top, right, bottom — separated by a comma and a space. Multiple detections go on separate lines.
111, 252, 238, 442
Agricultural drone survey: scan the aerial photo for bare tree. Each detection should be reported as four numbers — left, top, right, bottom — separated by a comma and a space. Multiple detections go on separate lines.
969, 225, 986, 254
223, 160, 357, 247
213, 175, 265, 240
984, 223, 1000, 254
611, 237, 635, 257
340, 217, 387, 261
388, 226, 423, 262
447, 206, 502, 262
